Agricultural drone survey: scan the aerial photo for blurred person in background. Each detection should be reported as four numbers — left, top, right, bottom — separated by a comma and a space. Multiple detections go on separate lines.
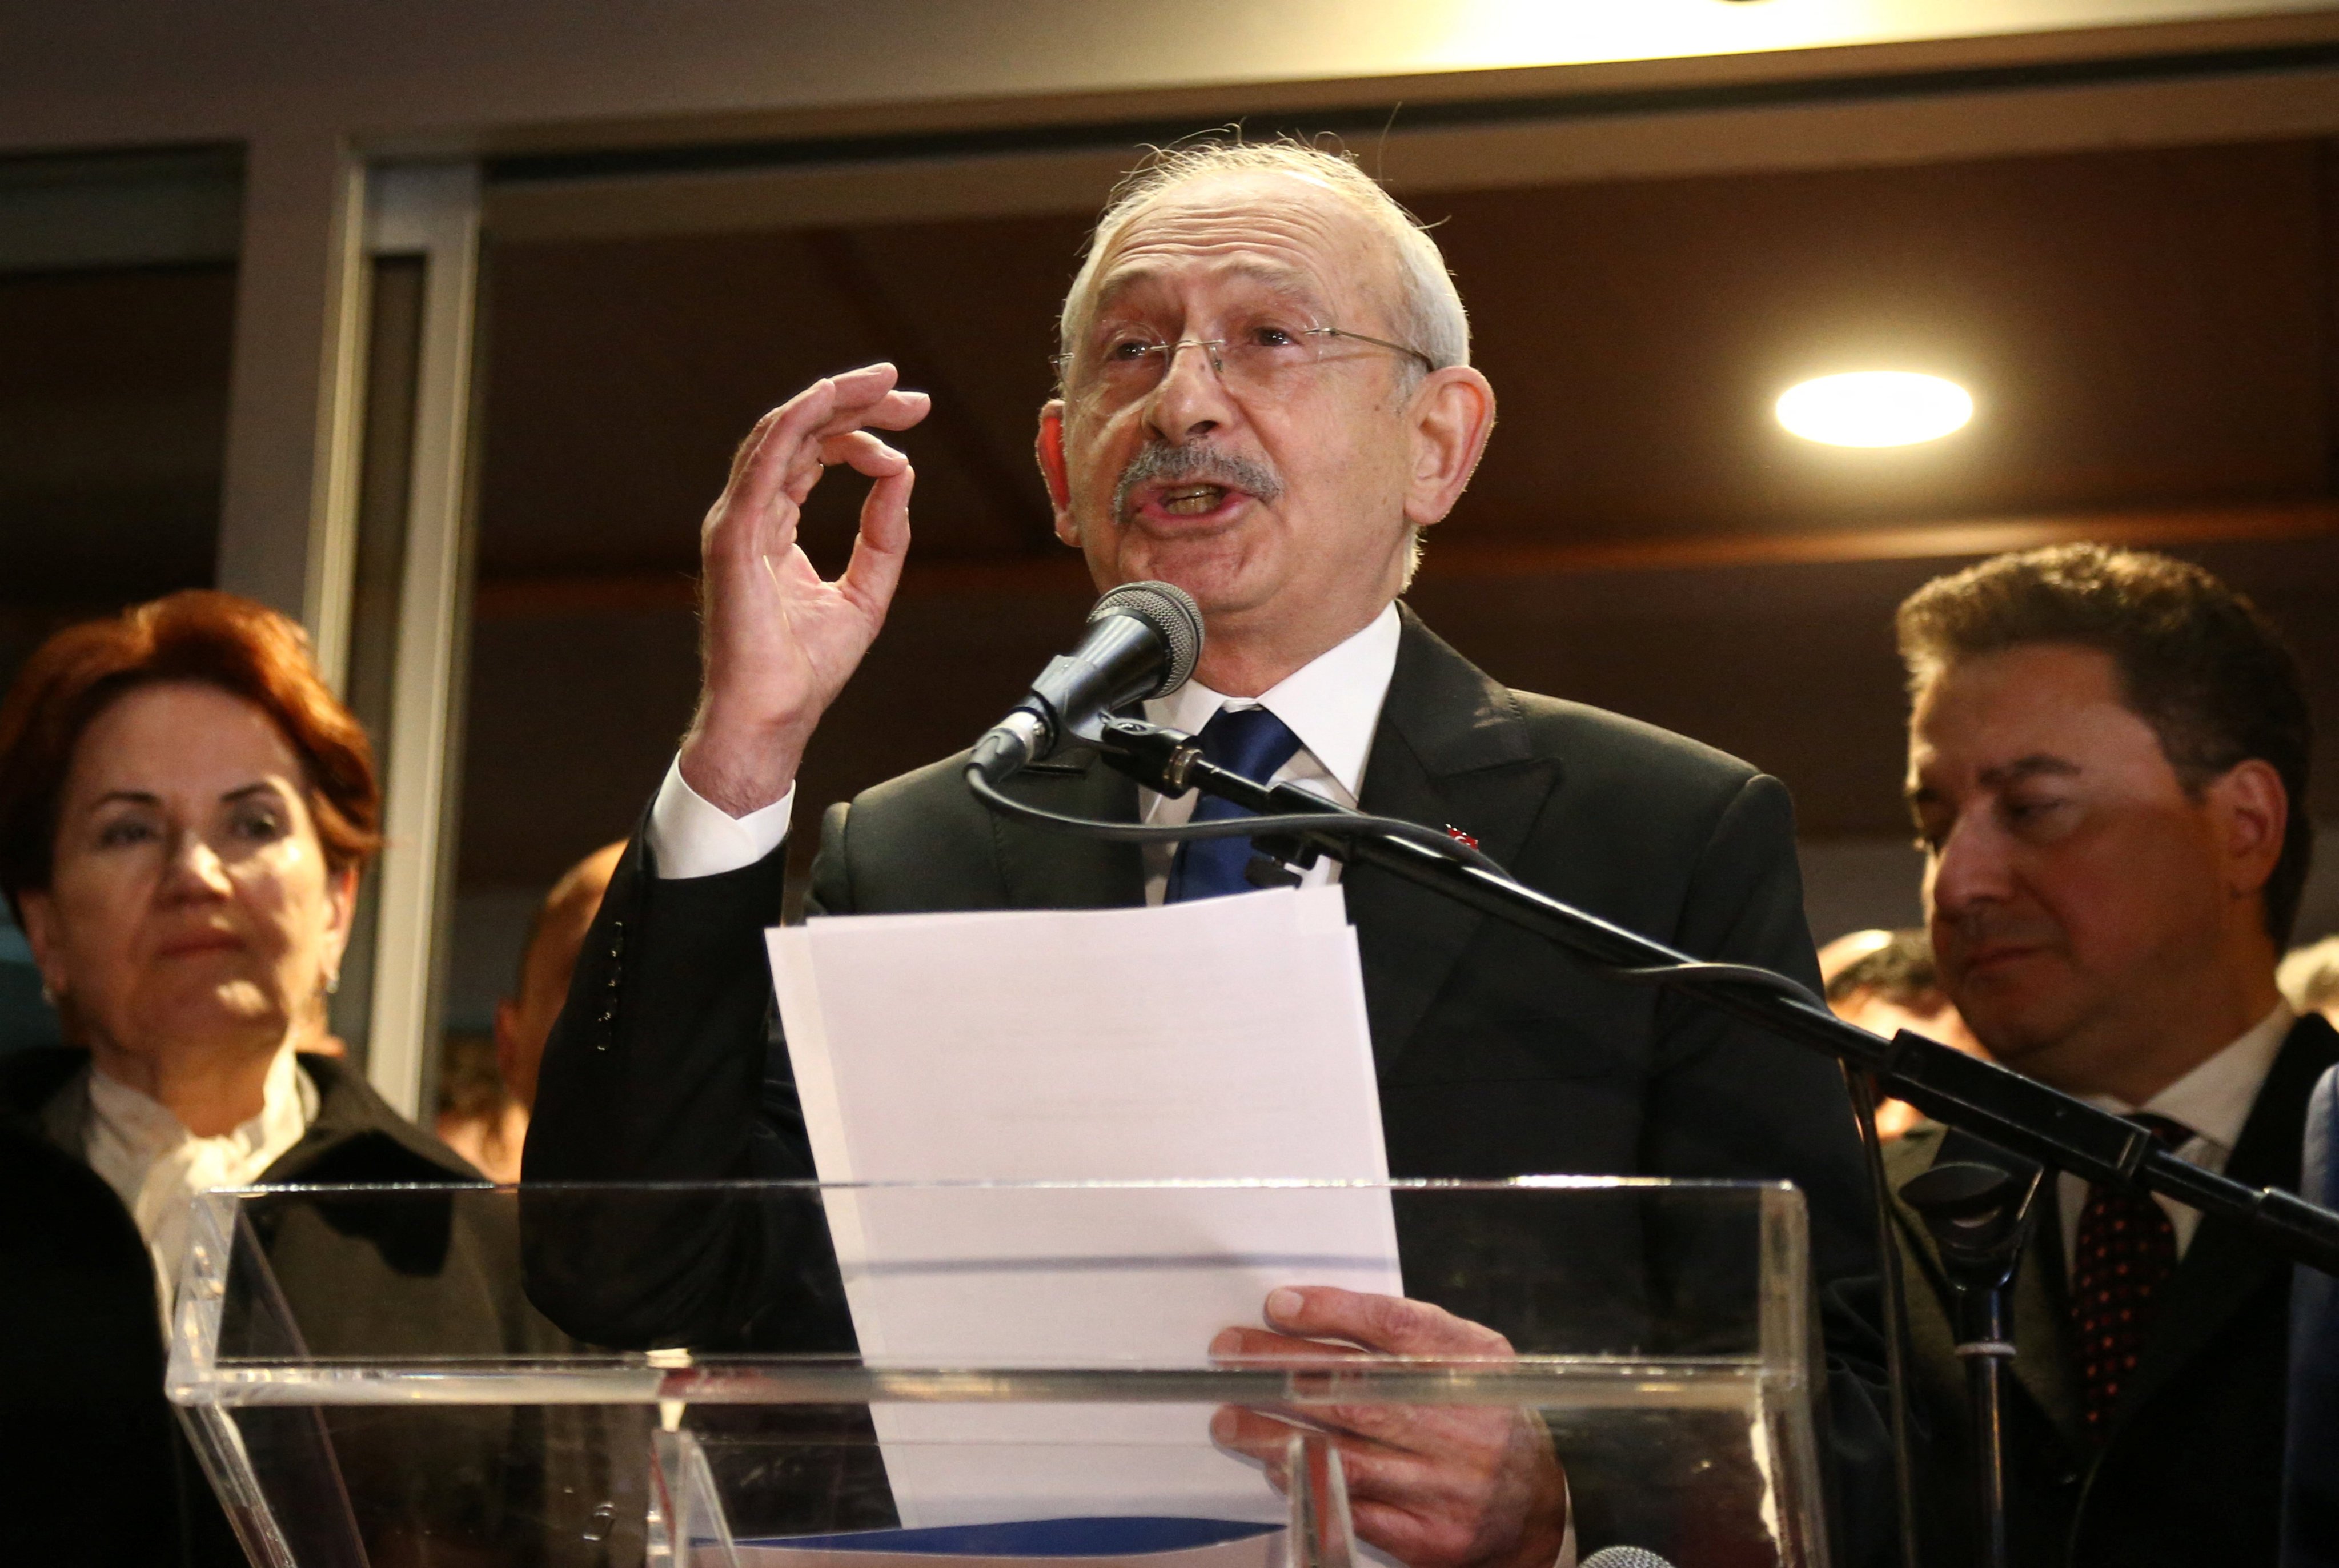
1818, 927, 1987, 1138
438, 839, 622, 1182
0, 592, 596, 1567
2281, 934, 2339, 1029
1884, 545, 2328, 1568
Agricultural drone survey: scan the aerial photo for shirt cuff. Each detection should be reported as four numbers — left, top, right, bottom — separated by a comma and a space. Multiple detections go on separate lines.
645, 754, 795, 880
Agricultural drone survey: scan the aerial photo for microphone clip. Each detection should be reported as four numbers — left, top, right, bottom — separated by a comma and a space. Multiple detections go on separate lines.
1094, 717, 1323, 884
1094, 716, 1206, 794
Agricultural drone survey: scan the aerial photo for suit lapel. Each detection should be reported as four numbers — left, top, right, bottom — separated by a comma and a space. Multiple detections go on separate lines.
2109, 1014, 2339, 1434
1349, 607, 1557, 1076
989, 756, 1147, 910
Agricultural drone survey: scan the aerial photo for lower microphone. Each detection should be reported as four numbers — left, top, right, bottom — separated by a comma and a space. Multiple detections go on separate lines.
1580, 1548, 1674, 1568
970, 581, 1203, 783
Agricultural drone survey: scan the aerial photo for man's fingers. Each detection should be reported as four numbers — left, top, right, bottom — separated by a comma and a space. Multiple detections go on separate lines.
1209, 1403, 1302, 1471
713, 384, 838, 554
1261, 1287, 1514, 1357
855, 386, 930, 433
1208, 1406, 1463, 1507
725, 404, 790, 487
1216, 1387, 1504, 1465
1210, 1326, 1365, 1364
809, 363, 928, 434
720, 367, 920, 527
836, 467, 913, 616
817, 429, 911, 476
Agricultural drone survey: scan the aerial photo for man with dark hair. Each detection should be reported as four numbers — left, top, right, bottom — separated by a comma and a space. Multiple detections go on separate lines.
1885, 543, 2332, 1567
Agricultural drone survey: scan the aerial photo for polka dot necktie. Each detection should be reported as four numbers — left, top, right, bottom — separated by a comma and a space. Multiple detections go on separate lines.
2070, 1113, 2193, 1437
1165, 706, 1306, 902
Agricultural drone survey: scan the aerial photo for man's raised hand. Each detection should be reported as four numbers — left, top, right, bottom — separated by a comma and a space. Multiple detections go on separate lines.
677, 365, 929, 817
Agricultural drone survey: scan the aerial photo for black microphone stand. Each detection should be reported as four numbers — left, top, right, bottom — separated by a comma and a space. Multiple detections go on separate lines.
1899, 1158, 2045, 1568
1081, 717, 2339, 1277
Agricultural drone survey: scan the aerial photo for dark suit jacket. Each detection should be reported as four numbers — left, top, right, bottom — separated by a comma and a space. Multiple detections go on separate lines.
525, 607, 1892, 1555
1886, 1010, 2339, 1568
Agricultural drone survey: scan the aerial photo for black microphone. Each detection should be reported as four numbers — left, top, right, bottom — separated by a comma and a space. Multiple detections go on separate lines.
969, 581, 1203, 784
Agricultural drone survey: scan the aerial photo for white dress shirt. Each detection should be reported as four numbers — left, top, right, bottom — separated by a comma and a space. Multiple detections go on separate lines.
1133, 603, 1401, 904
84, 1041, 316, 1325
645, 603, 1404, 889
2057, 1001, 2293, 1273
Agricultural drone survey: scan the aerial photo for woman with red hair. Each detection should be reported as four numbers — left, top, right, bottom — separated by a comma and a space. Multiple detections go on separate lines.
0, 592, 567, 1566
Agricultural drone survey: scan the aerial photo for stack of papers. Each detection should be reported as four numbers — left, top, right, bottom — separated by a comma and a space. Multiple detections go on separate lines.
765, 886, 1401, 1529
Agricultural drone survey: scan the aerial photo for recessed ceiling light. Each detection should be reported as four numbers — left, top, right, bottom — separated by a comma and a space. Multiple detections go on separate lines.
1776, 372, 1974, 447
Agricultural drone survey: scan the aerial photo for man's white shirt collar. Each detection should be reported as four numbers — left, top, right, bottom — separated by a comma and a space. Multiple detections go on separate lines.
2056, 1000, 2293, 1268
2086, 1000, 2293, 1160
1143, 601, 1402, 805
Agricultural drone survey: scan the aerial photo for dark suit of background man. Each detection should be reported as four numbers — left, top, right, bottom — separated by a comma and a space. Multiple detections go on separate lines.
1884, 544, 2329, 1568
525, 139, 1891, 1568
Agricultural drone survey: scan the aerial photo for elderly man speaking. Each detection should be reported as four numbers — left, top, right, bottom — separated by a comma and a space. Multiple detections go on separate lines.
526, 141, 1888, 1565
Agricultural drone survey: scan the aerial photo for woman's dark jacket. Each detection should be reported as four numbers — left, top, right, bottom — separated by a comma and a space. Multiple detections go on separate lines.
0, 1047, 587, 1567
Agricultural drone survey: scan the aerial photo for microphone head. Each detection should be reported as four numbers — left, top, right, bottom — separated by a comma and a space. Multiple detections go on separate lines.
1089, 580, 1203, 699
1579, 1549, 1674, 1568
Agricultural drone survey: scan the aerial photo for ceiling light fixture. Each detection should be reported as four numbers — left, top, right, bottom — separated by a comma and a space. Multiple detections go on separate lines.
1775, 371, 1973, 448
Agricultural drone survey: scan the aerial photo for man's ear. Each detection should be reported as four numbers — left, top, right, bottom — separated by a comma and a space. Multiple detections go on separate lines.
2209, 757, 2288, 906
1036, 402, 1077, 546
1402, 367, 1496, 531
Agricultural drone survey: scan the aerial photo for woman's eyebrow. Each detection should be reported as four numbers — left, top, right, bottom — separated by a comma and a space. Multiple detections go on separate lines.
87, 789, 163, 811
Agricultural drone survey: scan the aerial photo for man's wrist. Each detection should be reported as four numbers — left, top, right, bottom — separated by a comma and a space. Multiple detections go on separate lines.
649, 756, 795, 879
677, 720, 805, 819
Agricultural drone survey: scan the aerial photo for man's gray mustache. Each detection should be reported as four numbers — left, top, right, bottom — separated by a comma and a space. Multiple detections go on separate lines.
1113, 444, 1284, 520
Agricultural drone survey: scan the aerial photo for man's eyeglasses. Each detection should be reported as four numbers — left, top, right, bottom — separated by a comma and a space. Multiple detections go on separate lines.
1057, 324, 1437, 399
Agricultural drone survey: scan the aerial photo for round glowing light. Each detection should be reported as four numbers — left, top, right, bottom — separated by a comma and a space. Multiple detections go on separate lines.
1775, 372, 1973, 447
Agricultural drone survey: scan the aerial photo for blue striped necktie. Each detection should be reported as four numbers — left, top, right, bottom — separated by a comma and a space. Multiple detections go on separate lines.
1165, 706, 1306, 901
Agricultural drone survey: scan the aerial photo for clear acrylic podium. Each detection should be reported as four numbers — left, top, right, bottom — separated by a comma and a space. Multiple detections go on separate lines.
167, 1179, 1829, 1568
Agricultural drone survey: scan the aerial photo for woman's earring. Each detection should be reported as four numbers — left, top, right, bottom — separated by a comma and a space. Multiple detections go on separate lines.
324, 967, 341, 996
38, 980, 55, 1008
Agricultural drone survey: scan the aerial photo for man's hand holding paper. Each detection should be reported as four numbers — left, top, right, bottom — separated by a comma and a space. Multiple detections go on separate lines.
1212, 1287, 1570, 1568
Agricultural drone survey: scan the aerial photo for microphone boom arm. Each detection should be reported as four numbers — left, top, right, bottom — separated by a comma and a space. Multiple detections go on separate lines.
1060, 717, 2339, 1277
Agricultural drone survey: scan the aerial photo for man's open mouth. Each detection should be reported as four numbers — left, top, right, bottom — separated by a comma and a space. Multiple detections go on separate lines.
1157, 484, 1231, 516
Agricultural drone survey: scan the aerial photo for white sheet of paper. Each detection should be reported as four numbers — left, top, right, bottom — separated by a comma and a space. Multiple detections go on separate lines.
767, 886, 1401, 1527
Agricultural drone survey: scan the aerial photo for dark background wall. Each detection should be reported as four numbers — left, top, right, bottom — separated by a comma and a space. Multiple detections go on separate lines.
0, 256, 237, 1047
442, 135, 2339, 1026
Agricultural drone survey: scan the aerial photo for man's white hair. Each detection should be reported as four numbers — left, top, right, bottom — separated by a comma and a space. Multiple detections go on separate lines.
1057, 137, 1470, 376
